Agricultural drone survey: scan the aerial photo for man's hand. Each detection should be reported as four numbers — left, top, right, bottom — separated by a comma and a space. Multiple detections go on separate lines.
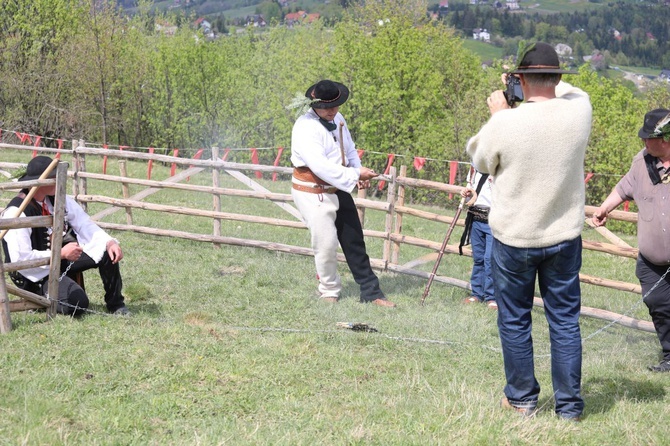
106, 240, 123, 264
592, 208, 608, 227
61, 243, 83, 262
460, 187, 474, 199
359, 167, 378, 181
487, 90, 510, 115
357, 180, 371, 189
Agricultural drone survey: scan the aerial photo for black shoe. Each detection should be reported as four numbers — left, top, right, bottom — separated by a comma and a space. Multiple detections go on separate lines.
112, 306, 131, 316
648, 359, 670, 372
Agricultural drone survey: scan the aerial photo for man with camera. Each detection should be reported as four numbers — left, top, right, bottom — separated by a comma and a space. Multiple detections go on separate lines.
2, 156, 130, 316
466, 43, 592, 421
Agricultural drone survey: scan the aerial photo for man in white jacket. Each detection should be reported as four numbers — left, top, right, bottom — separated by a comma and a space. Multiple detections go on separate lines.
290, 80, 394, 307
466, 43, 592, 421
2, 156, 130, 316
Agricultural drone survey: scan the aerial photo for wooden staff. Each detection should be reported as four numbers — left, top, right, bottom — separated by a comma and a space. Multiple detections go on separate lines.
421, 197, 466, 306
338, 122, 346, 166
0, 157, 60, 241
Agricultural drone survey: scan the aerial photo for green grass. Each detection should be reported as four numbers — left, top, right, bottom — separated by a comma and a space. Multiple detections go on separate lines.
461, 39, 504, 63
1, 151, 667, 445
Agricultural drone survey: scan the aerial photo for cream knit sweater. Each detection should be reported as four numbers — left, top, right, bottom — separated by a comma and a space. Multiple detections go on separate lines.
466, 81, 592, 248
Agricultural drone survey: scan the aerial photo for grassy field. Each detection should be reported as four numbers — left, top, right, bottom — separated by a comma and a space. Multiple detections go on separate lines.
460, 39, 504, 63
0, 151, 667, 445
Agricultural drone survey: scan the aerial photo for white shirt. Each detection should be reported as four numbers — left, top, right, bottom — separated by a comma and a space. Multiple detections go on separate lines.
2, 195, 115, 282
290, 109, 361, 193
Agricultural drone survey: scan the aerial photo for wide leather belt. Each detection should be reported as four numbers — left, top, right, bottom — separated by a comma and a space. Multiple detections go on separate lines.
292, 183, 337, 194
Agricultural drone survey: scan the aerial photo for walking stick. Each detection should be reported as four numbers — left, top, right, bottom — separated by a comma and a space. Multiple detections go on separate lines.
420, 197, 467, 306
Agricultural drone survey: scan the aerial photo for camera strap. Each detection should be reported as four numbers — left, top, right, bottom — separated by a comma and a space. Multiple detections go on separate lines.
459, 172, 489, 255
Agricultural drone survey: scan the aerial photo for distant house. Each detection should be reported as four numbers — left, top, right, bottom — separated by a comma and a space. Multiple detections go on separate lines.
506, 0, 520, 10
194, 17, 214, 37
246, 15, 266, 27
473, 28, 491, 42
555, 43, 572, 57
659, 69, 670, 81
284, 11, 320, 27
439, 0, 449, 8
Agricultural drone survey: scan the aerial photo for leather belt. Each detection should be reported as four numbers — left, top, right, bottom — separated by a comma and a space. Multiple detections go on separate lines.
292, 183, 337, 194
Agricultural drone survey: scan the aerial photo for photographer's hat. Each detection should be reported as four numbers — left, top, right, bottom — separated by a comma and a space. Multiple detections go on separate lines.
19, 155, 57, 181
511, 42, 577, 75
638, 108, 670, 139
305, 80, 349, 109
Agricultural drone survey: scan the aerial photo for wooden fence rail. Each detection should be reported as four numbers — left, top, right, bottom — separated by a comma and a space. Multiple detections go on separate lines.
0, 143, 653, 334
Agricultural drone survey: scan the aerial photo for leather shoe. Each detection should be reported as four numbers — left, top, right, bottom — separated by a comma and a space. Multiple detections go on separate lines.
370, 298, 396, 308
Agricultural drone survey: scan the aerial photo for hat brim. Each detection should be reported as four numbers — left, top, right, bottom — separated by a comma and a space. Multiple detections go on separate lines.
18, 172, 56, 182
638, 129, 661, 139
511, 67, 578, 74
511, 68, 579, 74
305, 82, 350, 109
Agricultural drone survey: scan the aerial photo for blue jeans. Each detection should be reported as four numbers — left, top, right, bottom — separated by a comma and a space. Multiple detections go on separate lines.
492, 237, 583, 418
470, 221, 495, 301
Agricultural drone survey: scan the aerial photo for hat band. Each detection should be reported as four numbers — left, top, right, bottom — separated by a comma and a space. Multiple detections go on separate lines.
311, 90, 341, 103
517, 64, 560, 70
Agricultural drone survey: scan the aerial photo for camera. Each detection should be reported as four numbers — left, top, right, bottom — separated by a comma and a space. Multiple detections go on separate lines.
503, 74, 523, 107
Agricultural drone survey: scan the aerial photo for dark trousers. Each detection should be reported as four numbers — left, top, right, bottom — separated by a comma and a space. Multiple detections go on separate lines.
637, 255, 670, 360
28, 251, 125, 316
335, 190, 385, 302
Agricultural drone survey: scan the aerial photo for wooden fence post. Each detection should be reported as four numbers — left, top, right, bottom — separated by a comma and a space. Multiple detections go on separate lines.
391, 165, 407, 265
382, 166, 397, 267
0, 252, 12, 333
118, 160, 133, 225
212, 147, 221, 249
357, 186, 366, 225
71, 139, 79, 199
47, 162, 68, 319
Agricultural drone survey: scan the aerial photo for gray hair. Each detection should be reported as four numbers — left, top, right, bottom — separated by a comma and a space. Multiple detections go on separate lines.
522, 73, 561, 88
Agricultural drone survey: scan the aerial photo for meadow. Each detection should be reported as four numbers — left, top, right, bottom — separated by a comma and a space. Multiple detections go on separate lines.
0, 152, 667, 445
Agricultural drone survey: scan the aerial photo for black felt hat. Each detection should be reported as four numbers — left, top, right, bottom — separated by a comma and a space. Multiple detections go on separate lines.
18, 155, 57, 181
638, 108, 670, 139
511, 42, 577, 75
305, 80, 349, 109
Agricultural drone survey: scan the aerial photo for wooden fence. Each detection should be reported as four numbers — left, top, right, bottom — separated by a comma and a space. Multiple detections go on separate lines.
0, 141, 653, 333
0, 163, 70, 332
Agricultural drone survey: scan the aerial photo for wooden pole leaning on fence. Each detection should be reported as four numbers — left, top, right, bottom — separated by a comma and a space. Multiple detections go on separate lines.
0, 157, 60, 242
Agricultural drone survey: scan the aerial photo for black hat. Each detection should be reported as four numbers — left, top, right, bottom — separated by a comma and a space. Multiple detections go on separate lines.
638, 108, 670, 139
511, 42, 577, 75
18, 155, 57, 181
305, 80, 349, 109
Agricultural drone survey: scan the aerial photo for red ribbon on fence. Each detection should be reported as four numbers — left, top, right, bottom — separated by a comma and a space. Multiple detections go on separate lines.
448, 160, 458, 199
413, 157, 426, 171
57, 139, 63, 150
272, 147, 284, 182
221, 149, 230, 161
624, 201, 630, 212
102, 144, 109, 174
171, 149, 179, 176
357, 149, 364, 159
147, 147, 154, 179
584, 172, 594, 183
377, 153, 395, 191
250, 148, 262, 179
188, 149, 204, 182
31, 136, 42, 157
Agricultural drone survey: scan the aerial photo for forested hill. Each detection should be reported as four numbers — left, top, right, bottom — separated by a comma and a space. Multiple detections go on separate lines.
444, 2, 670, 68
